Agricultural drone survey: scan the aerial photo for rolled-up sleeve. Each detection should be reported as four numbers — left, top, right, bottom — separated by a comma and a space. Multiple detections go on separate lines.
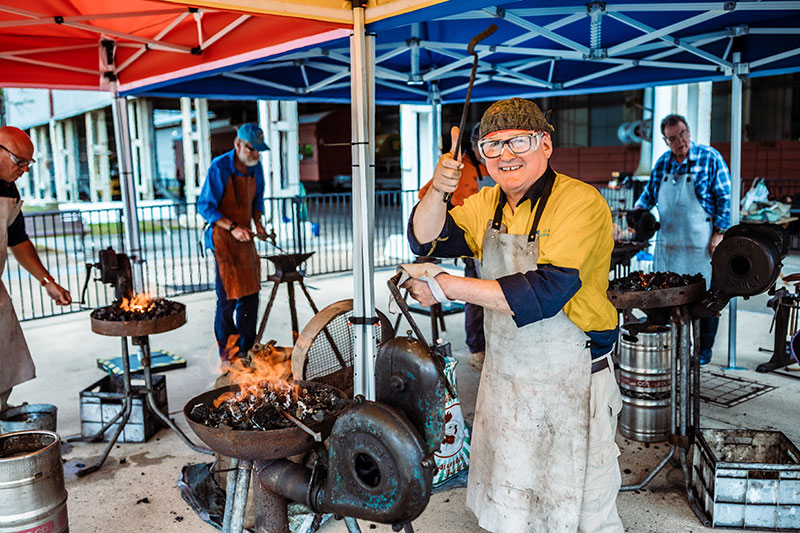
406, 203, 473, 258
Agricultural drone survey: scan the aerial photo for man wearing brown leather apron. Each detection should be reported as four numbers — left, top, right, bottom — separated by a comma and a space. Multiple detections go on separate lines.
0, 127, 71, 410
198, 123, 268, 362
404, 99, 624, 532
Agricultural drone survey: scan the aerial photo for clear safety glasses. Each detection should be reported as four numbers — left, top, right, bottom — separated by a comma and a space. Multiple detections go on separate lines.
478, 132, 544, 159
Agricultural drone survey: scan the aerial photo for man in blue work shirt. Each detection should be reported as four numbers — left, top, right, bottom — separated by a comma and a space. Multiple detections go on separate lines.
634, 114, 732, 365
198, 123, 268, 362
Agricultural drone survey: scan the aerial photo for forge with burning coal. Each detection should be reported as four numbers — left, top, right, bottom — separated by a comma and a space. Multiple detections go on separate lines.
609, 270, 704, 292
189, 380, 344, 431
91, 293, 184, 321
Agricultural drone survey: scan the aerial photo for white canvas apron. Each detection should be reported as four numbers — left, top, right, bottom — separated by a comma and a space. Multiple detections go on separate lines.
0, 196, 35, 394
466, 175, 592, 533
653, 168, 713, 283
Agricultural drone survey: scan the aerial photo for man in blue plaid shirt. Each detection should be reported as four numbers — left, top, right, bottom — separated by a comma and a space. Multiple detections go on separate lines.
633, 114, 731, 365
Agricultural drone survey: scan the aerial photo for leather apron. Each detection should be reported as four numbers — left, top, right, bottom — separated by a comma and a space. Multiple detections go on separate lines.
0, 197, 35, 393
653, 166, 713, 283
211, 173, 261, 300
466, 174, 592, 533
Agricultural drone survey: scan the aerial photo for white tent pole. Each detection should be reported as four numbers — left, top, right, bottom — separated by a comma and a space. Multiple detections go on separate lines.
350, 2, 377, 400
725, 51, 744, 370
111, 91, 145, 292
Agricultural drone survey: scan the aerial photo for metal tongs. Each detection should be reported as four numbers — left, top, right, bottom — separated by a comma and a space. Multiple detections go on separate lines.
387, 273, 456, 398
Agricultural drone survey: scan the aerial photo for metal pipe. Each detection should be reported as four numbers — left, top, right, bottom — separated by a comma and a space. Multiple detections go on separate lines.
680, 310, 690, 438
681, 447, 711, 526
620, 444, 677, 491
726, 51, 744, 370
77, 337, 134, 477
222, 458, 240, 533
344, 517, 362, 533
692, 317, 701, 433
350, 5, 377, 400
670, 322, 678, 434
139, 338, 212, 454
110, 93, 144, 292
254, 459, 313, 507
229, 460, 253, 533
252, 472, 290, 533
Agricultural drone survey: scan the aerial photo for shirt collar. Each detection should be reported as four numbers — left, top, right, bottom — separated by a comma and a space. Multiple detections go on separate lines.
669, 141, 698, 167
500, 164, 555, 208
226, 149, 253, 177
0, 179, 19, 199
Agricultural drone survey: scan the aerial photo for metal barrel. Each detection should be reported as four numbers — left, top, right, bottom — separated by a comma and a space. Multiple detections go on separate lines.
0, 404, 57, 434
0, 430, 69, 533
617, 324, 673, 442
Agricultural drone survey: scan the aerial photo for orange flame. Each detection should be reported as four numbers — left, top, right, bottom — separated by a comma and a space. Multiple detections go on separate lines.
120, 293, 154, 313
213, 341, 295, 408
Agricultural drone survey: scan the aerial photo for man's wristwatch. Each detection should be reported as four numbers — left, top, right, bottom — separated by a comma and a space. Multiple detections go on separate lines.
41, 275, 54, 287
229, 222, 238, 232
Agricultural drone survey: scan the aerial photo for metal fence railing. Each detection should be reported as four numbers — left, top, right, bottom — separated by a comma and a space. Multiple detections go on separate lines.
5, 191, 420, 321
8, 181, 800, 321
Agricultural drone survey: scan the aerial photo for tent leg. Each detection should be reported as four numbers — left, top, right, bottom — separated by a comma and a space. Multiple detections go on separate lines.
724, 52, 745, 371
350, 3, 376, 400
111, 92, 145, 293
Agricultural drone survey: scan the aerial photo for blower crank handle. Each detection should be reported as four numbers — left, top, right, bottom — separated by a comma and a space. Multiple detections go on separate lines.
388, 273, 456, 398
388, 273, 430, 350
442, 23, 498, 204
79, 262, 97, 305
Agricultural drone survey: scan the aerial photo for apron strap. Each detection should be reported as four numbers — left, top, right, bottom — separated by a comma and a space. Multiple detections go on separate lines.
490, 165, 557, 240
528, 166, 556, 242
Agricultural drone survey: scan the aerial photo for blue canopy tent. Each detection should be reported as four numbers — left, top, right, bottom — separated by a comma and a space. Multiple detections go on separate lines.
124, 0, 800, 378
126, 0, 800, 104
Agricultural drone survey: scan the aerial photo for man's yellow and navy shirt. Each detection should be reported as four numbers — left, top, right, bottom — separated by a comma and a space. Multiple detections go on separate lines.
408, 167, 619, 356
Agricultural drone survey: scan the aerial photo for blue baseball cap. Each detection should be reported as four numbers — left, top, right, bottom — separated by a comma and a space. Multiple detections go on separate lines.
237, 123, 269, 151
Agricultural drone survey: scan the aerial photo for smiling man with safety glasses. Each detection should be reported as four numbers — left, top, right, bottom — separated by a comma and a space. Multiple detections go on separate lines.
0, 126, 71, 412
403, 98, 623, 532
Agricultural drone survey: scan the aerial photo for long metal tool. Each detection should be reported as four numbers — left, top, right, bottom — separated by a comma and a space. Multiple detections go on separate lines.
442, 23, 498, 204
387, 273, 456, 398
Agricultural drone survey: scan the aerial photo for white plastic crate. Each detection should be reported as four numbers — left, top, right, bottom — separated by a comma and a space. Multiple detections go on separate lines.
692, 429, 800, 529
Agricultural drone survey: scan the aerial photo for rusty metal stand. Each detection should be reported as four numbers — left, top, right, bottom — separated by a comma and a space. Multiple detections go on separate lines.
76, 335, 211, 477
75, 337, 134, 477
620, 306, 709, 527
136, 336, 212, 455
255, 253, 317, 345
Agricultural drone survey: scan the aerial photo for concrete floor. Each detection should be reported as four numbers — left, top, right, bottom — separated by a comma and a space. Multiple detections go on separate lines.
10, 259, 800, 533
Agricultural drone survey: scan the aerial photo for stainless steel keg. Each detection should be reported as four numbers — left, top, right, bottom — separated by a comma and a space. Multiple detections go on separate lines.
0, 430, 68, 533
617, 324, 674, 442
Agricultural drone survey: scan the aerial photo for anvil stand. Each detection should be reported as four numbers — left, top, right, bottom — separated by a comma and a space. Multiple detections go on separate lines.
757, 286, 800, 375
618, 305, 709, 527
77, 334, 213, 477
255, 252, 319, 345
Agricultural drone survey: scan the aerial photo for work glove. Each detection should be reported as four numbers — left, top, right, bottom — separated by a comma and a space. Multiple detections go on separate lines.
391, 263, 451, 313
626, 209, 660, 242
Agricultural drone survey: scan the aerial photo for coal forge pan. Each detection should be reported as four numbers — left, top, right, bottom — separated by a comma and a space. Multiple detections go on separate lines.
183, 381, 348, 461
91, 302, 186, 337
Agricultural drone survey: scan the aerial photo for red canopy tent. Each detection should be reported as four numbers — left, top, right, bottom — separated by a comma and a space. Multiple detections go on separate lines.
0, 0, 350, 91
0, 0, 467, 398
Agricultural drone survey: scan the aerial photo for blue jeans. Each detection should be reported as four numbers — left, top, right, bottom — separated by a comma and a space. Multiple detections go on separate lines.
464, 258, 485, 354
699, 315, 720, 351
214, 262, 259, 360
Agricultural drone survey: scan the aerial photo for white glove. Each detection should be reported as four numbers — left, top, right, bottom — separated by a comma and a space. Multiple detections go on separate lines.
396, 262, 451, 304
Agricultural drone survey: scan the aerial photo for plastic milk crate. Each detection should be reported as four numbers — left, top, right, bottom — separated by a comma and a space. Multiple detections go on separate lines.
692, 429, 800, 529
80, 374, 168, 443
